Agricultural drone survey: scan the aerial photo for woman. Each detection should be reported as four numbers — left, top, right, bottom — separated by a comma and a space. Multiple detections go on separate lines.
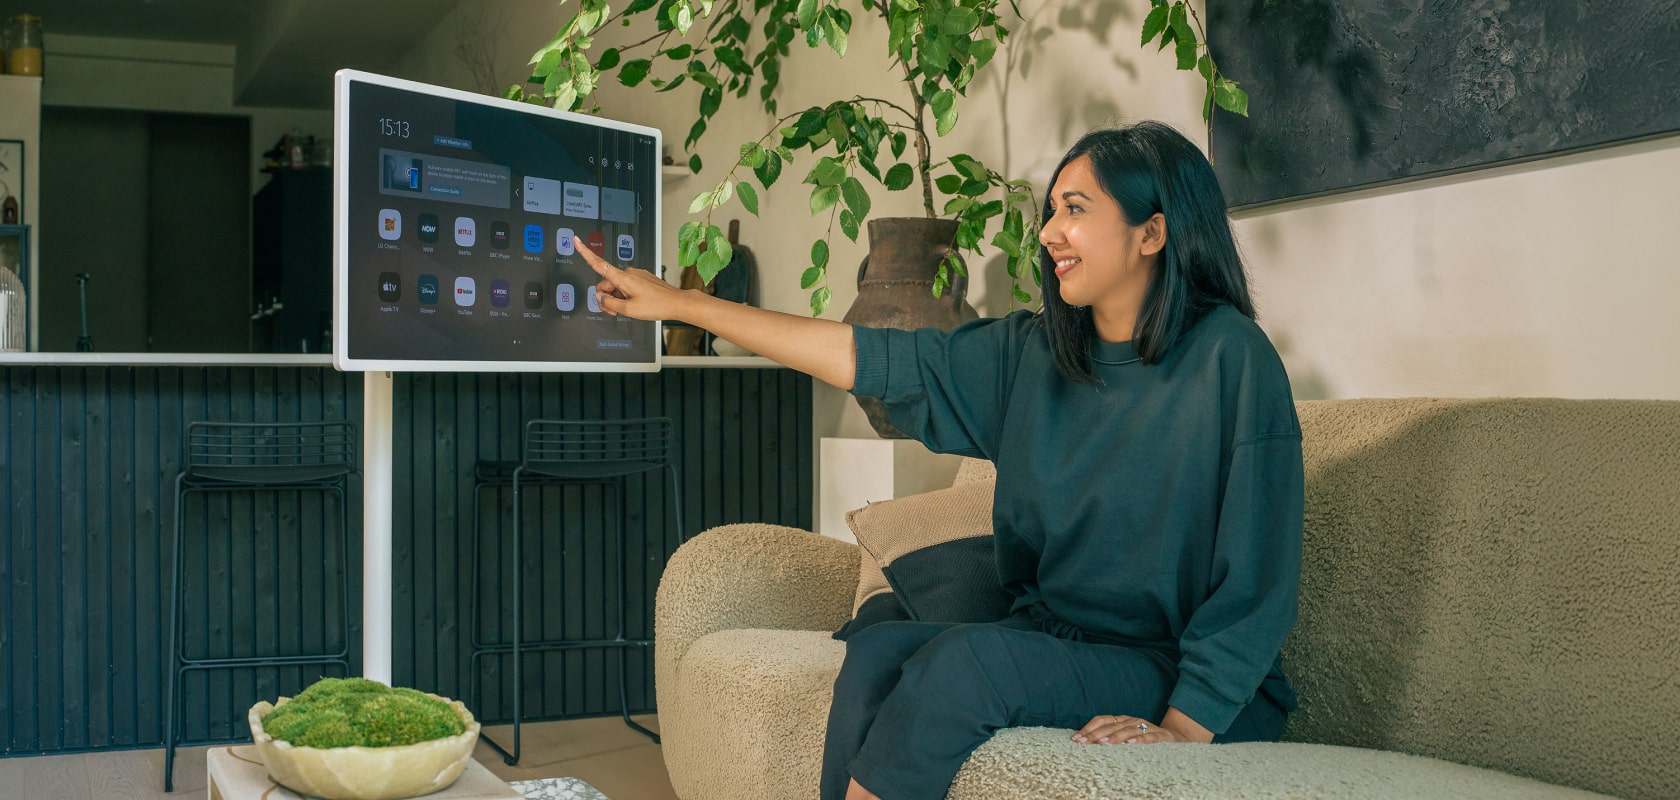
580, 121, 1302, 800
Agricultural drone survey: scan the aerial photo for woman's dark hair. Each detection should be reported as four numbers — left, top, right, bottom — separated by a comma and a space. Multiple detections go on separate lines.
1040, 121, 1254, 382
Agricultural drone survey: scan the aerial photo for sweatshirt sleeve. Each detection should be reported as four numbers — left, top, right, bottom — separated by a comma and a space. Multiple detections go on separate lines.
1168, 432, 1304, 733
849, 312, 1031, 459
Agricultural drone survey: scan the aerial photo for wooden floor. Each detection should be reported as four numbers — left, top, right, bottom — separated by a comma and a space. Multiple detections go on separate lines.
0, 715, 679, 800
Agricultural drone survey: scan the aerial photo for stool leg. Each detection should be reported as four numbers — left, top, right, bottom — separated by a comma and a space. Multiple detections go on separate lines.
614, 478, 660, 743
334, 483, 352, 670
163, 476, 187, 792
508, 470, 524, 765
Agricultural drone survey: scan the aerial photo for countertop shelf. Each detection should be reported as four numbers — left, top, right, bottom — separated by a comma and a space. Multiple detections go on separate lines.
0, 352, 777, 368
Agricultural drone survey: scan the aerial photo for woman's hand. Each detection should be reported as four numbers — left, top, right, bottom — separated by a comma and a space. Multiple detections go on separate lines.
579, 240, 694, 322
1072, 713, 1207, 745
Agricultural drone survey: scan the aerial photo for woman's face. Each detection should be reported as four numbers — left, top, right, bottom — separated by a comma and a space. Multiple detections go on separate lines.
1040, 155, 1163, 338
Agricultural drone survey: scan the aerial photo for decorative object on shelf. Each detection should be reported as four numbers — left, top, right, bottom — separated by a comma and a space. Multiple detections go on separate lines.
665, 219, 758, 357
0, 139, 23, 225
508, 0, 1245, 316
0, 223, 27, 352
3, 14, 43, 77
843, 217, 977, 437
248, 677, 482, 800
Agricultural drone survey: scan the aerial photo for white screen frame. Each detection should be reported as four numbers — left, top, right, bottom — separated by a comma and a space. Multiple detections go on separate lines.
332, 69, 662, 373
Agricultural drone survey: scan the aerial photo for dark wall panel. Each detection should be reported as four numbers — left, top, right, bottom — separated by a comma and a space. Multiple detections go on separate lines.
0, 365, 810, 756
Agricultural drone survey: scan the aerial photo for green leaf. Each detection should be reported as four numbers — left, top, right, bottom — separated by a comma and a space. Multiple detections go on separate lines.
1223, 80, 1249, 117
884, 163, 915, 191
931, 89, 958, 137
755, 149, 784, 187
796, 0, 819, 29
699, 87, 722, 116
626, 0, 658, 12
811, 285, 832, 316
687, 188, 714, 214
839, 208, 860, 241
825, 113, 850, 147
808, 156, 846, 187
950, 154, 987, 181
655, 73, 687, 92
959, 178, 989, 197
672, 1, 694, 34
701, 227, 733, 283
811, 185, 841, 215
737, 182, 759, 216
800, 265, 824, 289
619, 58, 652, 86
1196, 53, 1213, 80
686, 118, 707, 148
1141, 4, 1169, 46
811, 239, 830, 269
943, 7, 980, 34
824, 13, 848, 56
935, 174, 963, 194
595, 47, 621, 71
535, 48, 565, 78
1012, 285, 1032, 304
969, 38, 998, 70
553, 83, 579, 111
688, 153, 703, 172
1175, 35, 1197, 71
890, 132, 908, 158
677, 221, 704, 266
840, 176, 872, 219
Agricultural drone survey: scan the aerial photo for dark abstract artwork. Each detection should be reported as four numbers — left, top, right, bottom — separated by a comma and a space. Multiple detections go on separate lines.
1207, 1, 1680, 209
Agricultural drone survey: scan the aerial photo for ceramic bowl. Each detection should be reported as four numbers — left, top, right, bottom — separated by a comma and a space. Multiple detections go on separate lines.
248, 692, 481, 800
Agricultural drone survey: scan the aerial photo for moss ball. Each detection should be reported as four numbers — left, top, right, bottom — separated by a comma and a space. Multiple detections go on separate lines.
261, 677, 466, 748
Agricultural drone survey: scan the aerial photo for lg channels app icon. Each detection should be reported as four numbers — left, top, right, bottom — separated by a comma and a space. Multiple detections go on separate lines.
377, 271, 401, 302
454, 277, 476, 306
377, 209, 401, 240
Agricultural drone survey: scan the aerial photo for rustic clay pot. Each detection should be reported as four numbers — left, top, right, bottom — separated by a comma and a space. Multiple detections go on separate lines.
841, 217, 979, 438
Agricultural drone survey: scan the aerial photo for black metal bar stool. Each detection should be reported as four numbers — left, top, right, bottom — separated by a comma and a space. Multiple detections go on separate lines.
163, 420, 357, 792
469, 417, 682, 764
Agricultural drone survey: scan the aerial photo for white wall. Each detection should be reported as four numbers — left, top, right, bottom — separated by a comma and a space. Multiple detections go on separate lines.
397, 0, 1680, 443
0, 75, 42, 347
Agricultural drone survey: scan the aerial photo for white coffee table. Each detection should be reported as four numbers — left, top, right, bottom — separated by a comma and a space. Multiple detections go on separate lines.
206, 745, 522, 800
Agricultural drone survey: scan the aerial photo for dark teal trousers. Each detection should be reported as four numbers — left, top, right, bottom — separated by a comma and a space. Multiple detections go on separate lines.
820, 616, 1287, 800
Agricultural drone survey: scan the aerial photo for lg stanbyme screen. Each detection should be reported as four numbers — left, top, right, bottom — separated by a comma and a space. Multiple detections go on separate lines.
335, 71, 661, 371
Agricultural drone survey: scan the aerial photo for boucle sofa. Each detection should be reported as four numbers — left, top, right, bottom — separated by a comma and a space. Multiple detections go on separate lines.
655, 399, 1680, 799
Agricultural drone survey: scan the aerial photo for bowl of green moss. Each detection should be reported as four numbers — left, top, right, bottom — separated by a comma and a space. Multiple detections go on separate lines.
248, 677, 481, 800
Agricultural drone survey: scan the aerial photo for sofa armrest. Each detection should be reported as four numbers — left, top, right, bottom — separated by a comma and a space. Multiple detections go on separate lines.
656, 523, 860, 694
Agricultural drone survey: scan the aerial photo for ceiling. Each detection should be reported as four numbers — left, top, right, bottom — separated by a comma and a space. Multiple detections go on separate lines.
0, 0, 460, 107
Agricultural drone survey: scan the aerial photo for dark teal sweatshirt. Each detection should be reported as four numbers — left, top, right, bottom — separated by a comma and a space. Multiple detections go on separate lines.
850, 305, 1303, 734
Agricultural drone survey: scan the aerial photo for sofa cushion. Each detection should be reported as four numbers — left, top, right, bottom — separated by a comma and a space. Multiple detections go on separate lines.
948, 728, 1614, 799
833, 480, 1011, 639
664, 628, 846, 800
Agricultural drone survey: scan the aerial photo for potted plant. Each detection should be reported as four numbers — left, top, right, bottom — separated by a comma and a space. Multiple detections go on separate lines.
507, 0, 1247, 315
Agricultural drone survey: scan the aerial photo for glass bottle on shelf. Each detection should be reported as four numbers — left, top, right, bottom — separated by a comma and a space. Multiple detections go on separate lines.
0, 261, 25, 351
5, 14, 43, 77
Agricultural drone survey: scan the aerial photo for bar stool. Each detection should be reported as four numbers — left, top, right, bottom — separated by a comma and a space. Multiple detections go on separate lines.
163, 421, 357, 792
469, 417, 682, 765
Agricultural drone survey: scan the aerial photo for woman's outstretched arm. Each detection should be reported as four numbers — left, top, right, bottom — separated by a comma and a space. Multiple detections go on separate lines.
580, 243, 857, 391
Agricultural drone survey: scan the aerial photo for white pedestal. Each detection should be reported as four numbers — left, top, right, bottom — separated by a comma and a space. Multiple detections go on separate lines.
818, 437, 964, 542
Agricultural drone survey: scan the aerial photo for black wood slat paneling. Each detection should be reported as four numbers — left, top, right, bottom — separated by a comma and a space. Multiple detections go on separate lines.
0, 365, 811, 756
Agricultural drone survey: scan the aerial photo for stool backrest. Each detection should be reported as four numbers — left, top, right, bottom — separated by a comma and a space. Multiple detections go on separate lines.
521, 418, 673, 479
183, 421, 358, 484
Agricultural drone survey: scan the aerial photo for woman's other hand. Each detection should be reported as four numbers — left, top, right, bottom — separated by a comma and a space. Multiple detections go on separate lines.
1071, 713, 1207, 744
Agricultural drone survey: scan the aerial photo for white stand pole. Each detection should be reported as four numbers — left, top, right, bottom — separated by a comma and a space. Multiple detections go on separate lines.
362, 370, 394, 684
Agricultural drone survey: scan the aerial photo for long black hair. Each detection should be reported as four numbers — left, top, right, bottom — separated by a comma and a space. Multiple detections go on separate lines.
1040, 121, 1254, 382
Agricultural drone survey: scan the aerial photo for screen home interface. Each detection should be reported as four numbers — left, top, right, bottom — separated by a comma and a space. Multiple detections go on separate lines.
346, 79, 658, 365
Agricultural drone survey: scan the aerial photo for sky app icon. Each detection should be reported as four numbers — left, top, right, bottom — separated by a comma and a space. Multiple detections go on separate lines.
377, 271, 400, 302
490, 279, 510, 307
616, 234, 634, 261
524, 282, 543, 309
490, 221, 510, 249
417, 274, 440, 305
523, 224, 543, 253
454, 216, 476, 247
417, 213, 439, 243
378, 209, 401, 240
556, 283, 575, 312
556, 227, 575, 256
454, 276, 476, 306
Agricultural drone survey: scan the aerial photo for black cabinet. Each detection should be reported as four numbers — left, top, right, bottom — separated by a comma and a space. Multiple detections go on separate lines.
252, 169, 331, 353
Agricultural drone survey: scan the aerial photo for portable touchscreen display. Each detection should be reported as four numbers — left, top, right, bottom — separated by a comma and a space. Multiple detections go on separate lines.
333, 70, 661, 372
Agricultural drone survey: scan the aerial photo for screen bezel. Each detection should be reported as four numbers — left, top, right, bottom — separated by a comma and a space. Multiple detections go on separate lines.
332, 69, 662, 373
